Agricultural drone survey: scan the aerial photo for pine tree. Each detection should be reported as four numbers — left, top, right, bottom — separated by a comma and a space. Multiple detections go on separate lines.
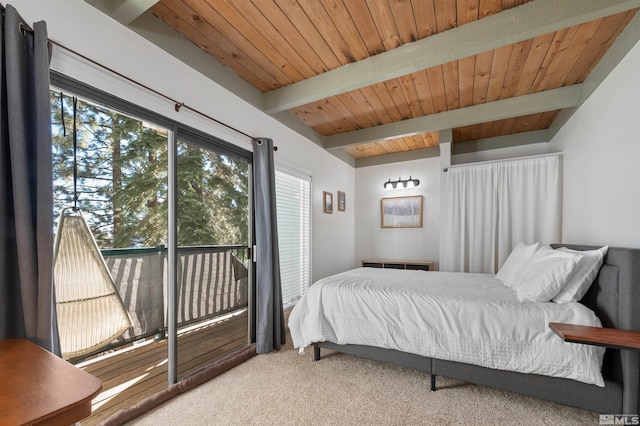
52, 92, 118, 246
51, 90, 249, 250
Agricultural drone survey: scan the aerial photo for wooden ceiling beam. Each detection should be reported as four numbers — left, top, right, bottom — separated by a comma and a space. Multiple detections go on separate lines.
324, 85, 582, 150
264, 0, 640, 114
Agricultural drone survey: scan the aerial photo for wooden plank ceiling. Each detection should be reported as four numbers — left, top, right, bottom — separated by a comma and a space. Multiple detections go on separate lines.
113, 1, 639, 162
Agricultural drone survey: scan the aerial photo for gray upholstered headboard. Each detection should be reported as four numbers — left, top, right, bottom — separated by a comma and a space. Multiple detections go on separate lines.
551, 245, 640, 330
552, 244, 640, 413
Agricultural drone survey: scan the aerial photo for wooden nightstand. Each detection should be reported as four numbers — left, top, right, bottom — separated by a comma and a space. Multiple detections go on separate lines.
361, 259, 433, 271
549, 322, 640, 351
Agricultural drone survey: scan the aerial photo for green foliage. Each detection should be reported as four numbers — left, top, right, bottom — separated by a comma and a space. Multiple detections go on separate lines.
51, 90, 249, 249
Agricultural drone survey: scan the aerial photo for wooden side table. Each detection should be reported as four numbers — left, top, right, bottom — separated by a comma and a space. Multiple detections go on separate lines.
549, 322, 640, 351
0, 338, 103, 426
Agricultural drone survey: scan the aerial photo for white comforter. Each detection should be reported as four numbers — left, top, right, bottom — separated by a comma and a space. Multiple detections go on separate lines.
288, 268, 605, 386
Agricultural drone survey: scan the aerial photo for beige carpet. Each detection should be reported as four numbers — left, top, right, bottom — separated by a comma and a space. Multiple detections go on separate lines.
126, 337, 598, 426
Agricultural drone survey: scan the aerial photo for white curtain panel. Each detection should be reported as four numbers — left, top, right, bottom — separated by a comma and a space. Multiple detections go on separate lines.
441, 163, 498, 273
441, 154, 561, 273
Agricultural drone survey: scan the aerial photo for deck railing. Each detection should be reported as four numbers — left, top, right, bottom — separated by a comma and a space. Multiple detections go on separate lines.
71, 244, 249, 362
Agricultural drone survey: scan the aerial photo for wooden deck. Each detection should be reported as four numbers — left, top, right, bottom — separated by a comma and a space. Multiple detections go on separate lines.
78, 310, 249, 425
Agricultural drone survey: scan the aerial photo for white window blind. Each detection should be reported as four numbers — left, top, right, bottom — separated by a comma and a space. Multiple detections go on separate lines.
275, 169, 311, 307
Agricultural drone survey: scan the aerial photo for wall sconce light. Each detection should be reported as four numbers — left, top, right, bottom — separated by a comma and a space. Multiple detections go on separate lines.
383, 176, 420, 190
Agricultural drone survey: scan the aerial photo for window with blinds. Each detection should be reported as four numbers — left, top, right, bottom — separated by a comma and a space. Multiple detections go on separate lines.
275, 169, 311, 307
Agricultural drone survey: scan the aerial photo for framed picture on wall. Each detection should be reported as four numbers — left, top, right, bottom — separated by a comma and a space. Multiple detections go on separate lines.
338, 191, 346, 211
381, 195, 423, 228
323, 191, 333, 214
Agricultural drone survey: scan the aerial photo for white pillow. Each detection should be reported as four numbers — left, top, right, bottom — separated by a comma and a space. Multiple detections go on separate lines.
496, 242, 539, 288
512, 246, 583, 302
552, 246, 609, 303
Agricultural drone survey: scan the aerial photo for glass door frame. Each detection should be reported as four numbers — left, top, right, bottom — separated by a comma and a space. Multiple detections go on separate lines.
51, 71, 254, 386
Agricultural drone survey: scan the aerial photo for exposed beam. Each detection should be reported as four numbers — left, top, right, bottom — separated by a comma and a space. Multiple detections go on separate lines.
440, 129, 453, 144
451, 130, 550, 155
325, 85, 582, 150
264, 0, 640, 114
111, 0, 160, 25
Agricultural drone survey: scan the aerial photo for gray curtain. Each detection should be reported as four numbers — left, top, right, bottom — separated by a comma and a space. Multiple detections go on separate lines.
252, 137, 285, 354
0, 4, 59, 354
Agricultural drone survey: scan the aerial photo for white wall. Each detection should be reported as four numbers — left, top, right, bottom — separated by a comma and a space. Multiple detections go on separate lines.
354, 157, 441, 269
310, 166, 355, 280
12, 0, 355, 280
550, 40, 640, 248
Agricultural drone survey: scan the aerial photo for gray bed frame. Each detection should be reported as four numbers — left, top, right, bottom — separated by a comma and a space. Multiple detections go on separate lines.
312, 245, 640, 414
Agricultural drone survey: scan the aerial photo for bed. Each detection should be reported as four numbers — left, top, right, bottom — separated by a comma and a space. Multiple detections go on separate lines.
288, 244, 640, 414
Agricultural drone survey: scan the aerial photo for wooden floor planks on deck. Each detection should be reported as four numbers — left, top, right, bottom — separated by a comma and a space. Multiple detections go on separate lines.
79, 310, 249, 425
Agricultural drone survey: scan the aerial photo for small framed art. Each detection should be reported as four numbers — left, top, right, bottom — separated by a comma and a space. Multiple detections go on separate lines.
323, 191, 333, 213
338, 191, 346, 211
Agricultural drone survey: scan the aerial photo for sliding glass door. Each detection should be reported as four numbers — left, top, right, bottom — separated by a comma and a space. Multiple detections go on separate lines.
174, 133, 250, 379
50, 74, 253, 417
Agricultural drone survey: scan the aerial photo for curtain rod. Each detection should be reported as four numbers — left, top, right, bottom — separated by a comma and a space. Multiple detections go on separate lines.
443, 152, 562, 172
47, 39, 256, 141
